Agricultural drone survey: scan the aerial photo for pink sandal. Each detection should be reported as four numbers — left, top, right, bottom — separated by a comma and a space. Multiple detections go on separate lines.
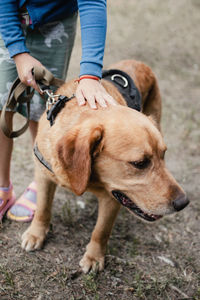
7, 182, 37, 222
0, 183, 16, 221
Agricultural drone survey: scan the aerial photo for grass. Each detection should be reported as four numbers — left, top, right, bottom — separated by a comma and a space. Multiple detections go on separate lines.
129, 237, 140, 257
0, 265, 15, 289
82, 272, 99, 293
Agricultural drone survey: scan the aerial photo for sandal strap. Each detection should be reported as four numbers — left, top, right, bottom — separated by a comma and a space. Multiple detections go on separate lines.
0, 189, 13, 210
27, 181, 37, 191
13, 196, 36, 211
12, 202, 35, 216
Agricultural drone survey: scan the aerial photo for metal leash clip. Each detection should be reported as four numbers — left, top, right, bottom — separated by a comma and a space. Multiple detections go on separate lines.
43, 89, 60, 111
36, 81, 60, 111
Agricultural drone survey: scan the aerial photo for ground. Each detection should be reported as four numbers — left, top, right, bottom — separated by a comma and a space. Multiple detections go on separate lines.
0, 1, 200, 299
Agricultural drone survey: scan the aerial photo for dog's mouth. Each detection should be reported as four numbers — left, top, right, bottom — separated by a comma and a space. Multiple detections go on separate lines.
112, 190, 162, 222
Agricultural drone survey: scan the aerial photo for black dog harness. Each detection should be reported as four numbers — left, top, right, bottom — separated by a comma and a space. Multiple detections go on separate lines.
102, 69, 141, 111
45, 69, 141, 128
34, 69, 142, 172
46, 94, 75, 126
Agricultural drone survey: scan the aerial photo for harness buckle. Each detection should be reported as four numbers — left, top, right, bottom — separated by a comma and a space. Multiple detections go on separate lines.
43, 89, 60, 111
111, 74, 128, 88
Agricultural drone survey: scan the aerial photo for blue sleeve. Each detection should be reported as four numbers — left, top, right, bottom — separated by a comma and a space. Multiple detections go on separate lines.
78, 0, 107, 78
0, 1, 29, 57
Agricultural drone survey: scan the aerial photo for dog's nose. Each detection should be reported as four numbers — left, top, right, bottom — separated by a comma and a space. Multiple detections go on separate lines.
172, 194, 189, 211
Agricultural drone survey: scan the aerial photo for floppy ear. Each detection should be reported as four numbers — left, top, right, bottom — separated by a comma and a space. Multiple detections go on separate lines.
57, 125, 104, 195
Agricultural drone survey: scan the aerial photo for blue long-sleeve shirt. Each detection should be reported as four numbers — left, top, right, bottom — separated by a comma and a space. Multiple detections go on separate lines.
0, 0, 107, 77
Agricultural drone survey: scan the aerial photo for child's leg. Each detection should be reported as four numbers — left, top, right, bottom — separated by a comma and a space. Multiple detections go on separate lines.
0, 37, 18, 220
0, 112, 16, 220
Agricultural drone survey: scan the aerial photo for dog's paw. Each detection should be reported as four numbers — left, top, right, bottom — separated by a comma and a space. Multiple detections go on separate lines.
79, 241, 106, 273
79, 253, 105, 273
21, 225, 48, 252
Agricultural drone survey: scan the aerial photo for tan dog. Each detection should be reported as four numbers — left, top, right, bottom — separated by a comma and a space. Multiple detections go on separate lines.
21, 60, 189, 273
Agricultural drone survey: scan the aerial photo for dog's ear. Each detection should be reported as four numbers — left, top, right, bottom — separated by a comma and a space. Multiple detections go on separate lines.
57, 125, 104, 195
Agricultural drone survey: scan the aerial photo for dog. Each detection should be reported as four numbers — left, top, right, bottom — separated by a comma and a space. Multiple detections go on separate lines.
21, 60, 189, 273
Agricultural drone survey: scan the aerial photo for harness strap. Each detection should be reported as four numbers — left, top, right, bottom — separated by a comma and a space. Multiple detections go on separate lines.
33, 144, 53, 173
46, 94, 75, 126
0, 66, 65, 138
33, 94, 75, 173
102, 69, 141, 112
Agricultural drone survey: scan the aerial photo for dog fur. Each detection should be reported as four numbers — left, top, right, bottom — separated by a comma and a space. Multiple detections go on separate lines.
21, 60, 188, 273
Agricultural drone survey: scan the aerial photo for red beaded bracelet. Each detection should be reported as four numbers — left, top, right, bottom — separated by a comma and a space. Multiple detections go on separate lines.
75, 75, 100, 83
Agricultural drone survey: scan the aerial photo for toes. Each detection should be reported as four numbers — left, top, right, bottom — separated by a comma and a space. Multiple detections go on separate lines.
79, 255, 105, 274
79, 256, 91, 274
21, 230, 44, 251
97, 257, 105, 271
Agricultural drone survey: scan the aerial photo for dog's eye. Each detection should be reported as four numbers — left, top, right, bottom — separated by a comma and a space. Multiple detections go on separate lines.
130, 158, 151, 169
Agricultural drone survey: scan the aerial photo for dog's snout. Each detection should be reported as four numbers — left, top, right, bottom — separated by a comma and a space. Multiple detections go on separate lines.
172, 194, 189, 211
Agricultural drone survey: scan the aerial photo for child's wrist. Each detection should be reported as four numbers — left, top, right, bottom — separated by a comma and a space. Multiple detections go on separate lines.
76, 75, 100, 83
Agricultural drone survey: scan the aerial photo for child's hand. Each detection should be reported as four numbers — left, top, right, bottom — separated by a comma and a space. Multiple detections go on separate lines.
76, 78, 117, 109
13, 53, 44, 94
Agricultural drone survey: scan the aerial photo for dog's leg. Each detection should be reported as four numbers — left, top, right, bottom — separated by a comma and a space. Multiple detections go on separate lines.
21, 170, 56, 251
80, 192, 120, 273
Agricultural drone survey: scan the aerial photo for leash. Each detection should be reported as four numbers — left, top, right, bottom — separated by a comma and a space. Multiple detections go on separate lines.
0, 66, 65, 138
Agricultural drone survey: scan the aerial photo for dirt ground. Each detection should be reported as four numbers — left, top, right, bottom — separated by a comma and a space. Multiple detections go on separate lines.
0, 1, 200, 299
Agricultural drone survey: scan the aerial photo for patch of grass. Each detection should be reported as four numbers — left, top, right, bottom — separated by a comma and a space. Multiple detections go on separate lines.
0, 265, 15, 289
61, 199, 78, 225
125, 272, 191, 299
129, 237, 140, 257
59, 267, 70, 287
194, 287, 200, 300
107, 245, 119, 256
132, 273, 167, 298
82, 272, 98, 293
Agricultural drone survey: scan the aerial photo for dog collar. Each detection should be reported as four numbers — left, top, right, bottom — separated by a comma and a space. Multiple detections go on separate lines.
34, 93, 75, 172
33, 144, 53, 173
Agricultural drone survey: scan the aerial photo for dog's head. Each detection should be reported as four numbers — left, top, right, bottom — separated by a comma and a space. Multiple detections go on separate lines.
56, 105, 189, 222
